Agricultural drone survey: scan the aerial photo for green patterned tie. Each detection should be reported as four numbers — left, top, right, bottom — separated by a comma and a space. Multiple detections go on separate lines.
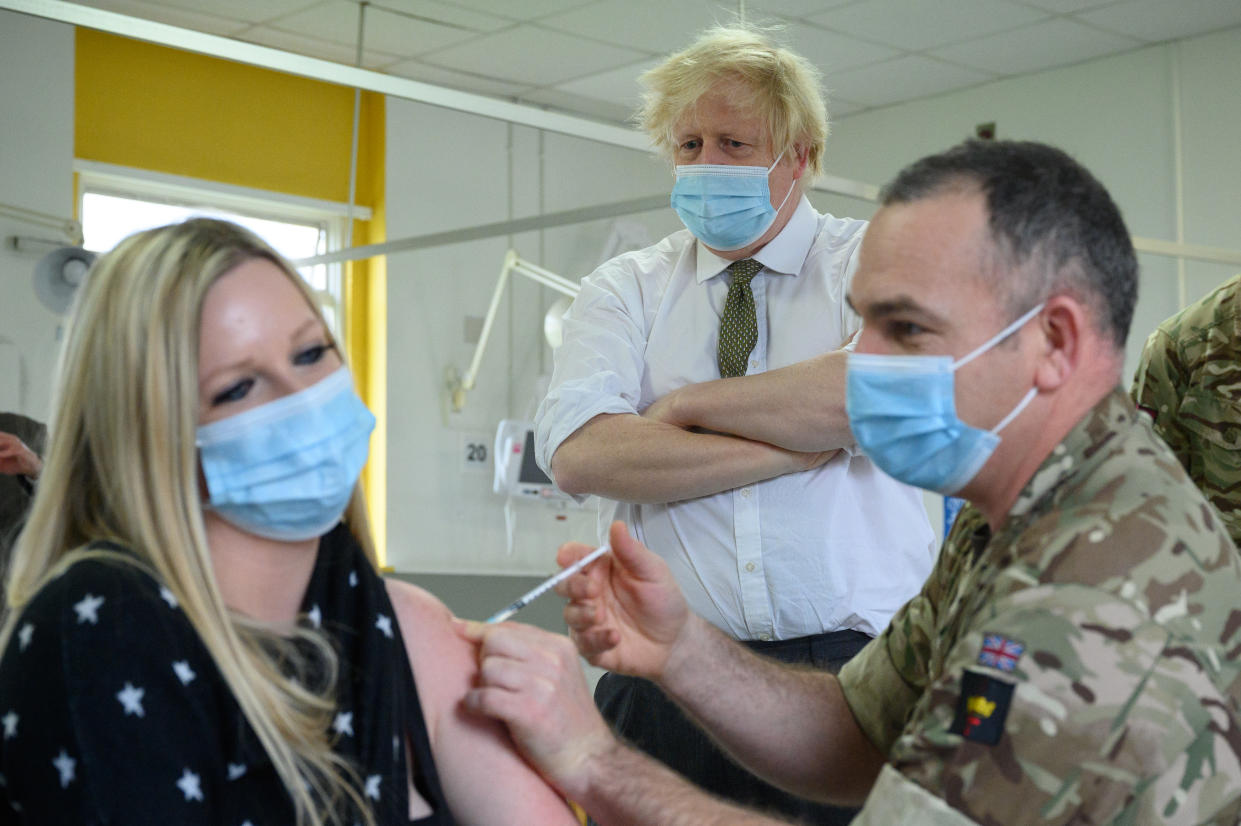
717, 258, 762, 378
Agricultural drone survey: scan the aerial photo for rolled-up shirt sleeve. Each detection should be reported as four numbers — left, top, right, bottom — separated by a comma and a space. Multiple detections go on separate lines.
838, 600, 928, 755
839, 233, 864, 352
839, 506, 985, 754
833, 238, 864, 455
533, 258, 652, 482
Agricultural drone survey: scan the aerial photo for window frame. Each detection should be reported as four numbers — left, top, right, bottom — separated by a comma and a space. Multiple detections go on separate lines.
74, 160, 369, 338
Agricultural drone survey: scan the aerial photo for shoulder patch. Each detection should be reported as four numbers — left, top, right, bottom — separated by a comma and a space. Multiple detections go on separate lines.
949, 670, 1014, 746
978, 633, 1025, 672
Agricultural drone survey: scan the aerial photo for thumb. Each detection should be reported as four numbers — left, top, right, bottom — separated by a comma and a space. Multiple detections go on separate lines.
453, 617, 486, 643
607, 521, 664, 583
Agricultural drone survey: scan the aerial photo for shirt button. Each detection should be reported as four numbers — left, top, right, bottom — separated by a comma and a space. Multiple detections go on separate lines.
740, 487, 752, 498
750, 359, 759, 369
745, 562, 756, 572
759, 634, 771, 642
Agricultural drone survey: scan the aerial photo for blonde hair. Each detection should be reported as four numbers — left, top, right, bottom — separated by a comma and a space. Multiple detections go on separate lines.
637, 24, 830, 180
0, 218, 375, 826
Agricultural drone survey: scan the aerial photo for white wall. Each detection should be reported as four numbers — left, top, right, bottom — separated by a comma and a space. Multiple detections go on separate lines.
1176, 28, 1241, 302
0, 11, 75, 423
384, 100, 679, 574
817, 26, 1241, 383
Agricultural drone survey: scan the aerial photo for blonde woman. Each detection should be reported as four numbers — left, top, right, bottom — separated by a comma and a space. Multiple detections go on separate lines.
0, 219, 577, 825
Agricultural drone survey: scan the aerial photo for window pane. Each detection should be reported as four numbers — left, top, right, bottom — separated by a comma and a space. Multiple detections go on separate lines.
82, 193, 323, 264
80, 190, 338, 331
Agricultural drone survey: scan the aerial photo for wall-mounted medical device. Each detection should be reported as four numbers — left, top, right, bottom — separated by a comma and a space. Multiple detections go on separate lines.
493, 419, 574, 503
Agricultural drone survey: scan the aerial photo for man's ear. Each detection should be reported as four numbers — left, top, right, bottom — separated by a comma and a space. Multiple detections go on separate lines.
1033, 295, 1084, 391
792, 143, 809, 179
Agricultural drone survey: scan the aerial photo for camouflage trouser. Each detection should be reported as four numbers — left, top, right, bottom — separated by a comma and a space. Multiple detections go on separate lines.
588, 629, 871, 826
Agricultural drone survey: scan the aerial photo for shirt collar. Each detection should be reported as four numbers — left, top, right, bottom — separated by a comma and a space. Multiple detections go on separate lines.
694, 196, 816, 284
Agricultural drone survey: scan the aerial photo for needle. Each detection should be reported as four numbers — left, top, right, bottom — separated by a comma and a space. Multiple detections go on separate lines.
485, 544, 611, 623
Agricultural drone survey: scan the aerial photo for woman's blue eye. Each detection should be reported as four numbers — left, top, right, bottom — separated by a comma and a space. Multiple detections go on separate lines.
212, 379, 253, 406
294, 343, 334, 365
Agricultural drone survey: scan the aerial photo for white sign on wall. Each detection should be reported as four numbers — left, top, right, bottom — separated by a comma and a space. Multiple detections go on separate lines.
460, 431, 491, 473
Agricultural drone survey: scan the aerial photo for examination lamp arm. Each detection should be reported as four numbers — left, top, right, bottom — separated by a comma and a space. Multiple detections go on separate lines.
449, 250, 580, 412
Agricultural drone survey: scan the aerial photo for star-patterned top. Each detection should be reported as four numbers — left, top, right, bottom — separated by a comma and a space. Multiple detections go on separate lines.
0, 524, 453, 824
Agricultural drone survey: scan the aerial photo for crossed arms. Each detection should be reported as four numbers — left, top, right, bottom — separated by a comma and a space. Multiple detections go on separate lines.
550, 350, 853, 504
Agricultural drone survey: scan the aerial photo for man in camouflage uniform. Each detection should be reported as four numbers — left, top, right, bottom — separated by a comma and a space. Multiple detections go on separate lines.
461, 141, 1241, 825
911, 270, 1241, 818
1132, 272, 1241, 545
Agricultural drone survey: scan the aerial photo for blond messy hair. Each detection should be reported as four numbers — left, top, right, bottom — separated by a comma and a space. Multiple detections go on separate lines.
637, 24, 830, 179
0, 218, 375, 826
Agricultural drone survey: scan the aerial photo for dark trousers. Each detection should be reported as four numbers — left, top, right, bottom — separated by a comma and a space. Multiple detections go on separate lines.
592, 629, 871, 825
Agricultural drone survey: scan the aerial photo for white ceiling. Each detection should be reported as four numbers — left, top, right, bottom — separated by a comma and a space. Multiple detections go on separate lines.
66, 0, 1241, 124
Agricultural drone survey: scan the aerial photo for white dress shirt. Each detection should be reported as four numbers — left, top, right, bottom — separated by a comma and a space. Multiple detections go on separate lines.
535, 198, 936, 641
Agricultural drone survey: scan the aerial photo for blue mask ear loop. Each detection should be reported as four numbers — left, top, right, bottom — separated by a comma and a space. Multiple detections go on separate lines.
767, 148, 797, 215
989, 387, 1039, 435
949, 302, 1046, 435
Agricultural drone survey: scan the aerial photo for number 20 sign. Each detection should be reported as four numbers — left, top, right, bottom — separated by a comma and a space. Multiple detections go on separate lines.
461, 433, 489, 472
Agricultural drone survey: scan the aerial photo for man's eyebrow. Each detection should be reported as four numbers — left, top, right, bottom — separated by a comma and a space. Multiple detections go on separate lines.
846, 293, 946, 325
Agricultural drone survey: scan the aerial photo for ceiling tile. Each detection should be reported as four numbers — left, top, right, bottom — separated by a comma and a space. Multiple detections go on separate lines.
238, 26, 399, 69
517, 87, 635, 123
432, 0, 598, 21
1012, 0, 1121, 12
743, 0, 860, 18
825, 54, 995, 106
367, 0, 514, 32
148, 0, 323, 25
383, 59, 534, 97
931, 17, 1140, 74
64, 0, 1241, 130
269, 0, 480, 57
421, 24, 649, 86
553, 59, 662, 111
809, 0, 1049, 51
785, 23, 901, 74
68, 0, 251, 36
1079, 0, 1241, 42
540, 0, 737, 54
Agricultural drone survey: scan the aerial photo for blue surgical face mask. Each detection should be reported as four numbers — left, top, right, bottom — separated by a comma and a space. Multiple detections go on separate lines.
670, 150, 796, 251
196, 366, 375, 541
846, 303, 1045, 495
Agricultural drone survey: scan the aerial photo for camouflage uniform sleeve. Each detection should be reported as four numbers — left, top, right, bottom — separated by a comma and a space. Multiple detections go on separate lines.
836, 600, 924, 755
1132, 279, 1241, 545
1131, 325, 1192, 472
854, 583, 1241, 825
839, 505, 989, 754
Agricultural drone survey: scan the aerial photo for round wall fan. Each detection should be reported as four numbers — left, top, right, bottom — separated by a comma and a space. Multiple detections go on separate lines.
33, 246, 96, 314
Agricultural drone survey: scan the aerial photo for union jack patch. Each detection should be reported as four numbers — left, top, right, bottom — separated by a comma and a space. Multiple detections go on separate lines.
978, 633, 1025, 672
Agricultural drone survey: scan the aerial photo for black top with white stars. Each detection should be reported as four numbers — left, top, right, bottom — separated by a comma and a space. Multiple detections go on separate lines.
0, 524, 452, 825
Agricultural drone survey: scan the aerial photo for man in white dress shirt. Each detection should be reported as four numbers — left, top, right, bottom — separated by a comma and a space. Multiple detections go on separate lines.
533, 25, 935, 822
